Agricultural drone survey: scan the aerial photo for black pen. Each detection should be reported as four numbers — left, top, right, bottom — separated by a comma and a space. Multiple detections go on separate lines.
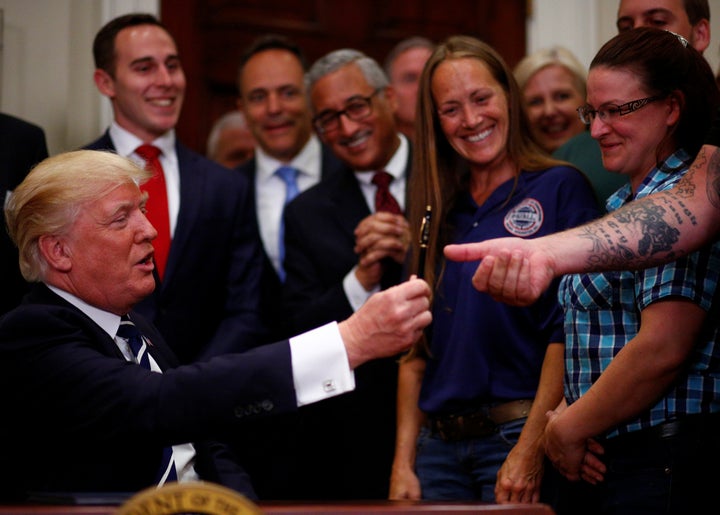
417, 205, 432, 279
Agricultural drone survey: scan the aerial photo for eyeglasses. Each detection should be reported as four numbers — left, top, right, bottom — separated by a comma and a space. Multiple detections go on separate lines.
313, 89, 382, 134
576, 95, 665, 125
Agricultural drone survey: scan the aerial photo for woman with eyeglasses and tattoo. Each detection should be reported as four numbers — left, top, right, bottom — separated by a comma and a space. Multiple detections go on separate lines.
538, 27, 720, 514
388, 35, 600, 508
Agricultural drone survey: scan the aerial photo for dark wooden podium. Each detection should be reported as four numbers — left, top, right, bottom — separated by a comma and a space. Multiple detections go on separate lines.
0, 501, 555, 514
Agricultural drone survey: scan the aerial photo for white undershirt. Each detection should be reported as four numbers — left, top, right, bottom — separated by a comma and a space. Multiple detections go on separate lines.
254, 135, 323, 274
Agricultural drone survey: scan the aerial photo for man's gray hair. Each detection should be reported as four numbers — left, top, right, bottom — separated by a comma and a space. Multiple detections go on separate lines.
206, 110, 249, 159
306, 49, 389, 92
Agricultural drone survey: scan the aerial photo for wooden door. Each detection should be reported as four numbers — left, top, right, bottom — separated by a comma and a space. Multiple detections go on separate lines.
161, 0, 527, 154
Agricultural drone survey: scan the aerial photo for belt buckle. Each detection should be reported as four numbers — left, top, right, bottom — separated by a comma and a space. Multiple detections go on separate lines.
434, 412, 496, 441
434, 419, 456, 441
465, 411, 497, 438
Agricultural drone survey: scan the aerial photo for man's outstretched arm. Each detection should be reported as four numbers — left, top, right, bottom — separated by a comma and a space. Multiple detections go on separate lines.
444, 144, 720, 306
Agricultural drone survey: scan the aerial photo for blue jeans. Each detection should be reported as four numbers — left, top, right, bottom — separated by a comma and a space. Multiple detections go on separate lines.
415, 418, 525, 501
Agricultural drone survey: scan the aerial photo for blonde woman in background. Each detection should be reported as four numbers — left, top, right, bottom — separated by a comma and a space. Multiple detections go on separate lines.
515, 47, 627, 209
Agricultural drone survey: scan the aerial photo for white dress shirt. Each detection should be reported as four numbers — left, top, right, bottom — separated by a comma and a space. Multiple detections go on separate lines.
254, 135, 324, 274
343, 133, 409, 311
108, 123, 181, 238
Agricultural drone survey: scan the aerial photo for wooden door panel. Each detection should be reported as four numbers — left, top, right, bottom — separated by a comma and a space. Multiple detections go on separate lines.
162, 0, 526, 154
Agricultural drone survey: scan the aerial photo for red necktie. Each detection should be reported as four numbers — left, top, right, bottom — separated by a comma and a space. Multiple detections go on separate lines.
135, 144, 171, 280
372, 171, 402, 214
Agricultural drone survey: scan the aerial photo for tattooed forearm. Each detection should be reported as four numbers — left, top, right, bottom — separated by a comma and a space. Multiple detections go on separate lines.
577, 200, 681, 270
565, 145, 720, 273
707, 147, 720, 209
676, 149, 702, 200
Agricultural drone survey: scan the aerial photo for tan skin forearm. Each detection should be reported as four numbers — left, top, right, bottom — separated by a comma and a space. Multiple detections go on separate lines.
389, 356, 426, 500
393, 358, 426, 465
495, 343, 565, 504
512, 343, 565, 452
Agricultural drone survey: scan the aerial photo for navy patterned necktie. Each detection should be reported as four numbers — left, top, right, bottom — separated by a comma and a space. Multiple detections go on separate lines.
117, 315, 178, 484
275, 166, 301, 282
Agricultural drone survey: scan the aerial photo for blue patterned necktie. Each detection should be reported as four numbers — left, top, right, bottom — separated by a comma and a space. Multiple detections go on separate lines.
275, 166, 301, 282
117, 315, 178, 485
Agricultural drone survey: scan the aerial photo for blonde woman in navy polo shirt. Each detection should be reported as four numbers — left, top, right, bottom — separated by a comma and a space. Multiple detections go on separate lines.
389, 35, 600, 507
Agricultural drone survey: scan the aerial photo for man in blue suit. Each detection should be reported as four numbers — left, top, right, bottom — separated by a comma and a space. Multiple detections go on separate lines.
225, 35, 346, 499
235, 34, 344, 340
85, 13, 266, 363
0, 149, 432, 501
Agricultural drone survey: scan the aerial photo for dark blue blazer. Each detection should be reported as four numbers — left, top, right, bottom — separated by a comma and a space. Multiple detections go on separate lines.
236, 144, 344, 340
282, 144, 412, 333
85, 132, 267, 362
277, 143, 413, 499
0, 113, 48, 315
0, 284, 297, 501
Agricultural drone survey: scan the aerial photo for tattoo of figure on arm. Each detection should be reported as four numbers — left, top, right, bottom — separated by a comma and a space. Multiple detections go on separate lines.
707, 148, 720, 209
578, 201, 680, 270
573, 148, 720, 271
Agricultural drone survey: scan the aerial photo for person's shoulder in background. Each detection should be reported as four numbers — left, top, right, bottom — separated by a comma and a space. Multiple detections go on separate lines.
554, 130, 628, 210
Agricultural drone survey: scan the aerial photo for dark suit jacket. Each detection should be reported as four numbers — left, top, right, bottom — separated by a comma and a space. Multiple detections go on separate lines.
235, 144, 344, 341
0, 113, 48, 315
276, 143, 413, 499
282, 144, 412, 333
85, 132, 267, 362
0, 284, 297, 501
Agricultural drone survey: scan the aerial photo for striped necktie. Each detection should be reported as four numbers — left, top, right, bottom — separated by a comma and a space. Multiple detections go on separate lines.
117, 315, 178, 485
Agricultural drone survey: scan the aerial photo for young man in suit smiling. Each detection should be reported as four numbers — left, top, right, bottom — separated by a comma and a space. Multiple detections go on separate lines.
86, 13, 267, 363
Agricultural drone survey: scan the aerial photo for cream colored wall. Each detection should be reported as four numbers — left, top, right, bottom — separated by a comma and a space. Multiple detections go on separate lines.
0, 0, 157, 154
1, 0, 719, 155
528, 0, 720, 72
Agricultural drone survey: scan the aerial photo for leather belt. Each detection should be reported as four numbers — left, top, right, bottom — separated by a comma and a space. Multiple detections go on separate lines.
602, 412, 720, 452
426, 399, 532, 442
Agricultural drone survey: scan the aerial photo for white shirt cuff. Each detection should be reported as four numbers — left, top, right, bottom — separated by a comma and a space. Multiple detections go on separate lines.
343, 266, 379, 312
289, 322, 356, 406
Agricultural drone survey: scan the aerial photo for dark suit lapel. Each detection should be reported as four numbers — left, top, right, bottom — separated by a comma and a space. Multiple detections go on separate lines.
329, 168, 372, 241
167, 143, 203, 282
402, 143, 413, 214
84, 130, 116, 152
27, 284, 128, 361
319, 145, 345, 180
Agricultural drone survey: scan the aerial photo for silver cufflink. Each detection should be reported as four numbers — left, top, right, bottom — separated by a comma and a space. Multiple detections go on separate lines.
323, 379, 336, 392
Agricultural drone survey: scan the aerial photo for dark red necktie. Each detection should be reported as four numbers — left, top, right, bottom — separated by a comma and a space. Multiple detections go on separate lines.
135, 144, 171, 280
372, 171, 402, 214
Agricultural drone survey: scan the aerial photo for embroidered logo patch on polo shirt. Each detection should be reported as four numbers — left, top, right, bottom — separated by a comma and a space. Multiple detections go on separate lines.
504, 198, 544, 236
